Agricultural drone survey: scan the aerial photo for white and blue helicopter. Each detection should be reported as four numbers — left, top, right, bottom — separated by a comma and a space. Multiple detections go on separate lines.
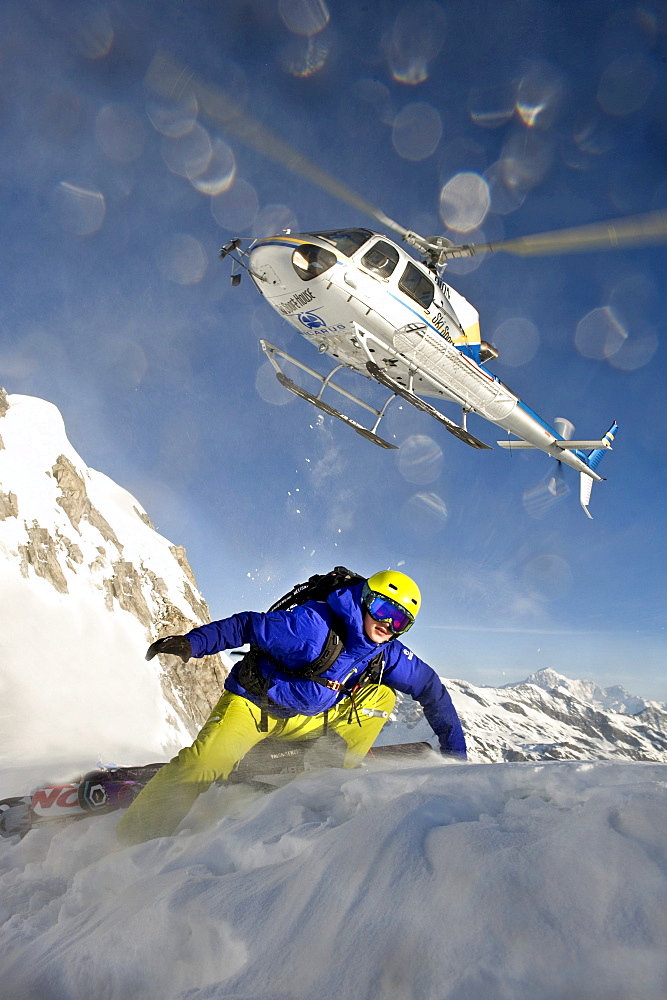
220, 209, 665, 517
147, 52, 667, 517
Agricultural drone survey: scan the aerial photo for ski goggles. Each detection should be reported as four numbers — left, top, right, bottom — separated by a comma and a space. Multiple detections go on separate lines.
363, 591, 415, 635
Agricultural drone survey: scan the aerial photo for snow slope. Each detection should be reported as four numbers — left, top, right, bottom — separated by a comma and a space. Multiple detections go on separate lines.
1, 758, 666, 1000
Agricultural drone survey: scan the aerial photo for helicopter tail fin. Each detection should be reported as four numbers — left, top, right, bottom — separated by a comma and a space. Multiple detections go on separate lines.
584, 421, 618, 473
580, 422, 618, 518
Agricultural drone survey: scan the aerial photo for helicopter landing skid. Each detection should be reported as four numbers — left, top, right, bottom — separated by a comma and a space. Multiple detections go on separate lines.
366, 363, 491, 450
261, 341, 398, 450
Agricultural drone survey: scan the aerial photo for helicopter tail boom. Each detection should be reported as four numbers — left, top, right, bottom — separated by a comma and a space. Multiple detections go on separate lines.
498, 421, 618, 517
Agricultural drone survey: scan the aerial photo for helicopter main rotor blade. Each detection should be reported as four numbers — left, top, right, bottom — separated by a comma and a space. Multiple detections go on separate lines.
146, 52, 410, 242
440, 210, 667, 260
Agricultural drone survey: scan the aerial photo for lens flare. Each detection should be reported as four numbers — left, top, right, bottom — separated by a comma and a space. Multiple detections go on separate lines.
54, 181, 106, 236
190, 139, 236, 195
385, 2, 446, 85
95, 104, 145, 164
439, 172, 490, 233
575, 306, 627, 360
397, 434, 443, 485
161, 123, 212, 180
491, 318, 540, 367
156, 234, 208, 285
210, 178, 259, 232
278, 0, 330, 36
392, 102, 442, 161
597, 53, 656, 117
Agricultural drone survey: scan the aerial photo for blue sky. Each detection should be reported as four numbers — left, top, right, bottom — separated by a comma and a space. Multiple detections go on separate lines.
1, 0, 666, 699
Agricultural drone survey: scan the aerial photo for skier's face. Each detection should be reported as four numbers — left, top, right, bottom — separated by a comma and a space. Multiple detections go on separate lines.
363, 612, 394, 644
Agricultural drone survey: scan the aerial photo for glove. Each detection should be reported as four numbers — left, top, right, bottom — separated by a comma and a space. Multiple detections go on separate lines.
146, 635, 192, 662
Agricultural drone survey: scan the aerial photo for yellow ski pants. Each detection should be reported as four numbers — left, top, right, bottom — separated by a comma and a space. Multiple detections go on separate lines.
116, 683, 395, 845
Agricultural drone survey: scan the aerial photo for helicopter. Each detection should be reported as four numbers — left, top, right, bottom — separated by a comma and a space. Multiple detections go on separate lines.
146, 53, 667, 517
219, 208, 665, 517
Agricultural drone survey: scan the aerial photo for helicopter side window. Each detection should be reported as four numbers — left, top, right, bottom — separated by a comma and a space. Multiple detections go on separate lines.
360, 241, 399, 278
399, 262, 435, 309
309, 229, 374, 256
292, 244, 337, 281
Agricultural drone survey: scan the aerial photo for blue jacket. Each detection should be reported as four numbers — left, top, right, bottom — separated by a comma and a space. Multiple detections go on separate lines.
186, 582, 467, 758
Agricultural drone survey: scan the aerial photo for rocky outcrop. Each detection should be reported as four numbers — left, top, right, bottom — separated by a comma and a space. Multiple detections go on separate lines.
0, 492, 18, 519
0, 390, 230, 742
18, 520, 70, 594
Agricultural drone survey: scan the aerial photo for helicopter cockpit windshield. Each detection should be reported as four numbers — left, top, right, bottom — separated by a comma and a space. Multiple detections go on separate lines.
309, 229, 374, 256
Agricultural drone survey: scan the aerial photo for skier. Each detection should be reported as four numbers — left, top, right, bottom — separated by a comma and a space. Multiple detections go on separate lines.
117, 569, 466, 844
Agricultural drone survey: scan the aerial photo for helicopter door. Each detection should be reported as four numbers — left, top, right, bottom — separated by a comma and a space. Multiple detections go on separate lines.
398, 262, 435, 310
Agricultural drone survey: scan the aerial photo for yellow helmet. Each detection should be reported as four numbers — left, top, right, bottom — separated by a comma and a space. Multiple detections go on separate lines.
362, 570, 421, 634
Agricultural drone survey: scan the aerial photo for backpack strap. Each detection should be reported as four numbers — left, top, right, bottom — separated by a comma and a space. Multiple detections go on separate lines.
235, 616, 347, 731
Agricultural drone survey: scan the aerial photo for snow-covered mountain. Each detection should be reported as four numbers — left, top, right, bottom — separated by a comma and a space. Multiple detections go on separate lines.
386, 667, 667, 763
0, 388, 229, 764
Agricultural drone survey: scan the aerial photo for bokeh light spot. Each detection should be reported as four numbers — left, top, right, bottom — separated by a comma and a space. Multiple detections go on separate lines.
190, 139, 236, 195
73, 3, 114, 59
392, 102, 442, 161
146, 93, 198, 139
156, 234, 208, 285
280, 34, 330, 77
575, 306, 627, 360
607, 328, 658, 371
484, 161, 527, 215
161, 123, 212, 180
515, 61, 565, 129
385, 2, 447, 85
351, 79, 395, 126
403, 491, 448, 533
95, 104, 146, 164
522, 553, 572, 598
491, 318, 540, 367
467, 83, 515, 129
252, 203, 300, 237
439, 172, 490, 232
54, 181, 106, 235
255, 361, 296, 406
279, 0, 330, 36
523, 472, 570, 520
102, 339, 148, 391
397, 435, 443, 485
210, 178, 259, 232
497, 128, 554, 197
597, 53, 656, 117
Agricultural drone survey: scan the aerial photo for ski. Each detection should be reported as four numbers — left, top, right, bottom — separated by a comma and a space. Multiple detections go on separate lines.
0, 741, 433, 838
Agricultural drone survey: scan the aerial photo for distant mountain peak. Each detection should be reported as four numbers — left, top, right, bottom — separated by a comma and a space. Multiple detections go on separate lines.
516, 667, 650, 716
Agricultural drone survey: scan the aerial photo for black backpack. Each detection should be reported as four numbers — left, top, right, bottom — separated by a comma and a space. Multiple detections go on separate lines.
236, 566, 383, 729
266, 565, 364, 612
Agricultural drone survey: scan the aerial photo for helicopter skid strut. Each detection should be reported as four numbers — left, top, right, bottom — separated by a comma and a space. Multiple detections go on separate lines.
366, 362, 490, 450
260, 341, 398, 449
